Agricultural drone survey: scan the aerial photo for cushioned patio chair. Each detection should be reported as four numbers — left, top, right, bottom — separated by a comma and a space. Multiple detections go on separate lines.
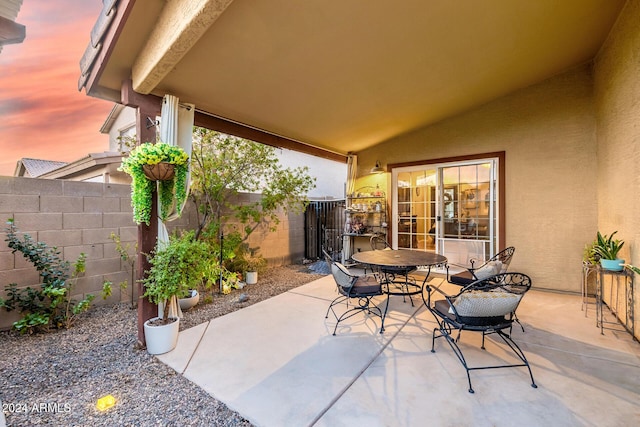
446, 246, 516, 286
325, 261, 385, 335
422, 272, 537, 393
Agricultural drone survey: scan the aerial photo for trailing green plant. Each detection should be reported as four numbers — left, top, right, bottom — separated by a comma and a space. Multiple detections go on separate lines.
142, 231, 210, 323
119, 141, 189, 225
0, 219, 102, 333
624, 264, 640, 275
592, 231, 624, 261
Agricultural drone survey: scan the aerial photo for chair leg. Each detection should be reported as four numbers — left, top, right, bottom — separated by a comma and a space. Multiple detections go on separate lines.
331, 296, 384, 336
495, 330, 537, 389
325, 295, 348, 320
432, 324, 537, 393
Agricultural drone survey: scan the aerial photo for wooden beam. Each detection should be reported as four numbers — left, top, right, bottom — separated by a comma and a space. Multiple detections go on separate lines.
121, 79, 163, 347
194, 111, 347, 163
121, 79, 162, 144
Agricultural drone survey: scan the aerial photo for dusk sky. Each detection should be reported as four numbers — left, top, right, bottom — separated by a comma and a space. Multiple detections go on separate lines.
0, 0, 112, 176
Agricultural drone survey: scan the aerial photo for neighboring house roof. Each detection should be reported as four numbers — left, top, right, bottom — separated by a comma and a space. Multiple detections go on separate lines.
14, 158, 68, 177
14, 153, 129, 184
0, 0, 25, 55
100, 103, 126, 134
37, 151, 127, 182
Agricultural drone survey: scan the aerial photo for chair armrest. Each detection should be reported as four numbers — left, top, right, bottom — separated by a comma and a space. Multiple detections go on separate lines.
422, 284, 457, 314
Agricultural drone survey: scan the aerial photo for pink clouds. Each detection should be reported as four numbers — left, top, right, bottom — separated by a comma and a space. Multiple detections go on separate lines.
0, 0, 112, 176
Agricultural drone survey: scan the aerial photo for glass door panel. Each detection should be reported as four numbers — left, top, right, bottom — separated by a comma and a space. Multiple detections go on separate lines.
437, 162, 495, 264
392, 158, 498, 264
395, 169, 436, 250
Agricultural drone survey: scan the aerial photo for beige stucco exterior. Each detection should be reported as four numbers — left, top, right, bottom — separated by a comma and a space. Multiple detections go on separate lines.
593, 0, 640, 336
358, 65, 597, 293
353, 0, 640, 338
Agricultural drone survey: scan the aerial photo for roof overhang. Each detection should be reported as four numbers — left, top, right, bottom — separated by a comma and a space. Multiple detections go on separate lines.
0, 0, 25, 53
79, 0, 625, 160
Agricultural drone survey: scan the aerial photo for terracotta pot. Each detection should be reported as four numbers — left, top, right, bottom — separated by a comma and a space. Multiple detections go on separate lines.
143, 163, 175, 181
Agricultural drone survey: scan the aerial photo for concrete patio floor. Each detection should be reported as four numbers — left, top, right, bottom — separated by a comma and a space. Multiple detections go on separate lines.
158, 275, 640, 427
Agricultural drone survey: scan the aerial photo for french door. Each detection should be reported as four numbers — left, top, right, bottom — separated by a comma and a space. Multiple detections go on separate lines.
391, 156, 500, 265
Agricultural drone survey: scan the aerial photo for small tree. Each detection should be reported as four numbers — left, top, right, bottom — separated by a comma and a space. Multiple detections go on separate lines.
190, 129, 316, 246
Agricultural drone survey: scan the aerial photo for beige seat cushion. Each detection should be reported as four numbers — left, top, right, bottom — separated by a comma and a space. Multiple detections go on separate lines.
452, 289, 521, 317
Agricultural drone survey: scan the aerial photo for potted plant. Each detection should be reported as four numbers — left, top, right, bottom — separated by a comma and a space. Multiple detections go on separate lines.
119, 142, 189, 225
592, 231, 625, 271
244, 254, 266, 285
142, 231, 208, 354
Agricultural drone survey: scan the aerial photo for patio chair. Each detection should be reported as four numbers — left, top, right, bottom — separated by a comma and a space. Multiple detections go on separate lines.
369, 233, 418, 305
325, 261, 385, 335
422, 272, 537, 393
446, 246, 516, 286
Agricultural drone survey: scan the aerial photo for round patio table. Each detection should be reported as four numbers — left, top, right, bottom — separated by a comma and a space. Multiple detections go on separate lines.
352, 249, 447, 332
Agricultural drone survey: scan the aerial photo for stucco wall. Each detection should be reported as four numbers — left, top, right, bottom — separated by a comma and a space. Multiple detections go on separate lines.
593, 0, 640, 340
0, 177, 304, 330
357, 65, 599, 293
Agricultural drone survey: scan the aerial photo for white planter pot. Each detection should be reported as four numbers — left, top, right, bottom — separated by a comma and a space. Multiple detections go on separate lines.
179, 290, 200, 311
246, 271, 258, 285
144, 317, 179, 355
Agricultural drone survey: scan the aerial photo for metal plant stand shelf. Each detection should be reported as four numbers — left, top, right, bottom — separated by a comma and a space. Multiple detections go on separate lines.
596, 266, 635, 338
581, 261, 598, 317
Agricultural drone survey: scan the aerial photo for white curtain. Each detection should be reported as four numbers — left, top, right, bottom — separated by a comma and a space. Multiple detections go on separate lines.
346, 154, 357, 197
343, 154, 357, 263
156, 94, 195, 318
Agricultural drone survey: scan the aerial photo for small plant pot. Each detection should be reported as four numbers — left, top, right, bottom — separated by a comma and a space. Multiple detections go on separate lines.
144, 317, 179, 355
143, 163, 175, 181
245, 271, 258, 285
600, 259, 625, 271
179, 290, 200, 311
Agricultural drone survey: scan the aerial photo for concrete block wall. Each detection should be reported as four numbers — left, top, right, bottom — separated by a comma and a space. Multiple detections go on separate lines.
224, 192, 306, 266
0, 176, 304, 330
0, 177, 140, 330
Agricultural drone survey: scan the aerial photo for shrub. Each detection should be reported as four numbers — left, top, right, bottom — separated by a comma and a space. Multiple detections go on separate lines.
0, 219, 104, 333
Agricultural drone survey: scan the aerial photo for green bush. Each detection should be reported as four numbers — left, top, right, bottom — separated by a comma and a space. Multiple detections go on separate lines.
0, 219, 102, 333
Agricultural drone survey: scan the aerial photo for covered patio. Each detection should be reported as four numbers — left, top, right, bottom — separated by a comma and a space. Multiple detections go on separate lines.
80, 0, 640, 341
157, 274, 640, 426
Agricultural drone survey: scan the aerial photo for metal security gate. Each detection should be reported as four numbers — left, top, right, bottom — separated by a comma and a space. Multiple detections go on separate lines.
304, 200, 345, 261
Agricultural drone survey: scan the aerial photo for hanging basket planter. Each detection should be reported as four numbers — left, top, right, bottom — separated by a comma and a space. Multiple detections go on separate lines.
143, 163, 176, 181
118, 142, 190, 225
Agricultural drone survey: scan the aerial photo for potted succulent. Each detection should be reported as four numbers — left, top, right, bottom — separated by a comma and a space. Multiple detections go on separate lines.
592, 231, 625, 271
142, 231, 209, 354
119, 142, 189, 225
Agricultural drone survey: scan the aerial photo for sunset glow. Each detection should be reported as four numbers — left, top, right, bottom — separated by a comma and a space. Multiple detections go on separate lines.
0, 0, 112, 176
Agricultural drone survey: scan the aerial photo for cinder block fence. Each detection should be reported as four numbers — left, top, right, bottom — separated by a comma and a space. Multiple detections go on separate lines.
0, 176, 305, 330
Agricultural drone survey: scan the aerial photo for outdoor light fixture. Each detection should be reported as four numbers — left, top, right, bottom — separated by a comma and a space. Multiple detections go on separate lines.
370, 161, 385, 174
96, 395, 116, 411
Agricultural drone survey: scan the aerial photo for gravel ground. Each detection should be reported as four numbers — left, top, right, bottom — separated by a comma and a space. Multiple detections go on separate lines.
0, 264, 325, 427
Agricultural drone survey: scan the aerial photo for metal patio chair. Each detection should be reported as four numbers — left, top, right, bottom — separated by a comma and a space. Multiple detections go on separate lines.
446, 246, 516, 286
325, 261, 385, 335
422, 272, 537, 393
